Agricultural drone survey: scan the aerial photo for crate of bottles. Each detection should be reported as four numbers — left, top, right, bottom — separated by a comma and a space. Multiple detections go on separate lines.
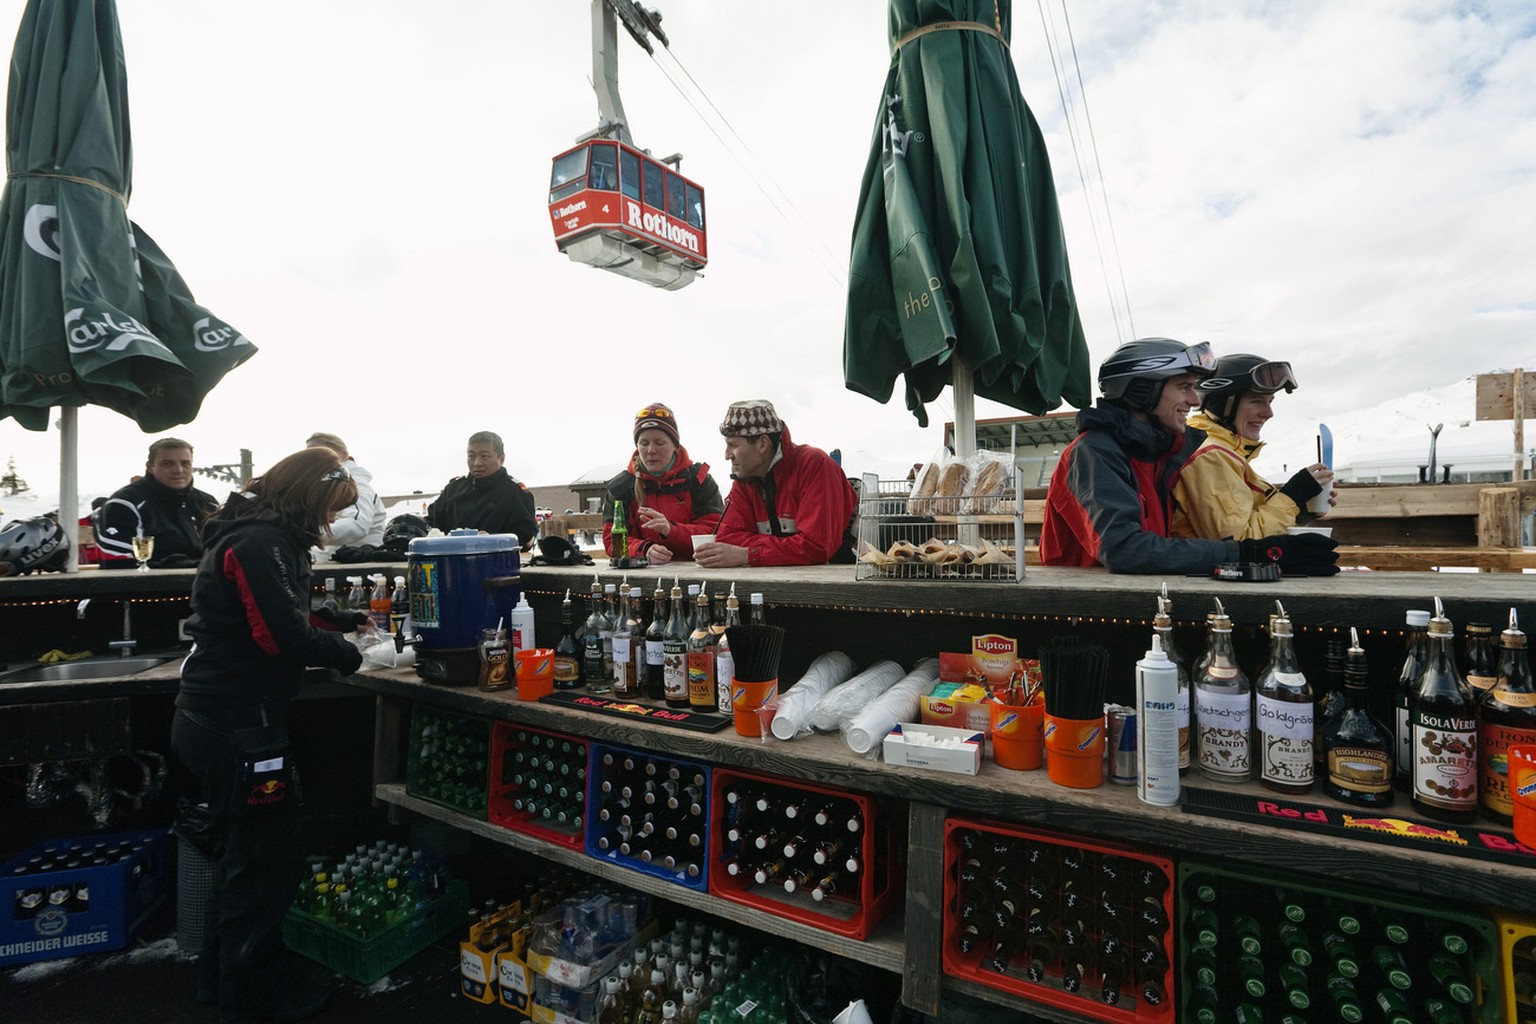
0, 827, 173, 967
284, 877, 467, 984
1492, 909, 1536, 1024
1178, 859, 1502, 1024
708, 767, 899, 941
405, 705, 490, 819
585, 743, 711, 892
941, 817, 1175, 1024
488, 723, 589, 850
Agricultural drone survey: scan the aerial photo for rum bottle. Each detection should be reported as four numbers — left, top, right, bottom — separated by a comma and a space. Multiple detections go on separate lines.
611, 586, 640, 696
662, 578, 690, 708
582, 576, 610, 693
1323, 628, 1394, 806
715, 584, 741, 714
1479, 608, 1536, 823
1195, 598, 1252, 783
1256, 601, 1314, 793
1410, 597, 1478, 823
1394, 609, 1431, 792
553, 589, 581, 689
686, 585, 717, 713
1465, 620, 1498, 702
645, 579, 669, 700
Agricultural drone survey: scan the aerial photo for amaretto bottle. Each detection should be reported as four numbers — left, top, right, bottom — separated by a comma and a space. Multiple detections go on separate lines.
1410, 597, 1478, 823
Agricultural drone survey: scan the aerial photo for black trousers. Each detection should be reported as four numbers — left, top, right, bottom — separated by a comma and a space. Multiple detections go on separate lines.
172, 707, 304, 1019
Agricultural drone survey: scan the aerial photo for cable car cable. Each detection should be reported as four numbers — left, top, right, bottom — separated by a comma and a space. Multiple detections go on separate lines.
647, 45, 848, 285
1034, 0, 1128, 347
1057, 0, 1136, 339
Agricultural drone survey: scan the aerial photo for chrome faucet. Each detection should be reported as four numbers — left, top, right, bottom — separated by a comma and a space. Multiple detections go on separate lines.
79, 597, 136, 656
109, 600, 136, 657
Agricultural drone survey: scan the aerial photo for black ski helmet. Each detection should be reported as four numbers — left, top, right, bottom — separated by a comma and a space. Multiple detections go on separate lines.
1097, 338, 1217, 412
1196, 354, 1298, 425
0, 516, 69, 574
382, 513, 430, 554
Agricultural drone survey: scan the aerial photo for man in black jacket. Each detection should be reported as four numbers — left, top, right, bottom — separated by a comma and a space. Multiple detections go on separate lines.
95, 437, 219, 568
427, 430, 538, 548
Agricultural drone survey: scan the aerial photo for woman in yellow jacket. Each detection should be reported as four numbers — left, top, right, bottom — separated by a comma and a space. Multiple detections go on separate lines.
1170, 354, 1334, 541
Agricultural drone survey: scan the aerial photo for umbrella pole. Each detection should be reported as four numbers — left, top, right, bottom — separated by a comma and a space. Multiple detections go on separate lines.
952, 360, 979, 548
59, 407, 79, 573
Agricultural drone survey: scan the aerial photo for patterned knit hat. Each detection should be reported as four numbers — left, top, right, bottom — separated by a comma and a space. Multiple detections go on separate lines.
634, 402, 680, 446
719, 399, 784, 438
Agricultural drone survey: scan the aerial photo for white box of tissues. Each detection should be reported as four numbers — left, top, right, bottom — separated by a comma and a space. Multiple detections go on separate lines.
882, 723, 984, 776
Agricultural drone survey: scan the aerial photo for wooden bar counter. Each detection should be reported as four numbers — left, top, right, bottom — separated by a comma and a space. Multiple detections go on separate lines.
345, 563, 1536, 1020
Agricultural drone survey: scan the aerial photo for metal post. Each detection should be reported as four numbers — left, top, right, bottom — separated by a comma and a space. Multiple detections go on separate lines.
592, 0, 630, 144
59, 407, 79, 573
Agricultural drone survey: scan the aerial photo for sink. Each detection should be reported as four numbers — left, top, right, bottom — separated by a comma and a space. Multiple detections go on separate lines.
0, 655, 176, 683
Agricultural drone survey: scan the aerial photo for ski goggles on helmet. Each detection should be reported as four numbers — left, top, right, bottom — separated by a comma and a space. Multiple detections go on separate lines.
1100, 340, 1216, 383
1246, 360, 1296, 393
1200, 360, 1297, 396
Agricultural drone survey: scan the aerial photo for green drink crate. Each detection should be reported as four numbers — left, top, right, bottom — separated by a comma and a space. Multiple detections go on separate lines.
1492, 909, 1536, 1024
487, 722, 589, 850
708, 767, 899, 940
283, 878, 468, 984
1179, 859, 1502, 1023
405, 706, 490, 819
941, 817, 1175, 1023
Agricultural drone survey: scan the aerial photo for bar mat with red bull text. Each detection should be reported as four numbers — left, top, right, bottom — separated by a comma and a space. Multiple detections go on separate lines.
1181, 785, 1536, 867
538, 691, 734, 733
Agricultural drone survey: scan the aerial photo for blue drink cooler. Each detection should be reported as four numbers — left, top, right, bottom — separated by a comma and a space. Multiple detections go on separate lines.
407, 531, 522, 685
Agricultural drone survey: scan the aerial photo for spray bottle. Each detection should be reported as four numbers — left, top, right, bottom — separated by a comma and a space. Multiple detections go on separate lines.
1137, 634, 1181, 807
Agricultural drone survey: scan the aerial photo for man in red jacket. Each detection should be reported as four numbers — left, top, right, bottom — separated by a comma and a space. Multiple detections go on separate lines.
698, 400, 857, 568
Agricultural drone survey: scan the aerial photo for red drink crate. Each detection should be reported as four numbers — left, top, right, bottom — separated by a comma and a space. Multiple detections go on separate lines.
1, 827, 173, 967
1493, 909, 1536, 1024
405, 705, 490, 819
941, 817, 1175, 1024
707, 767, 898, 941
585, 743, 711, 891
488, 723, 589, 850
1179, 858, 1501, 1023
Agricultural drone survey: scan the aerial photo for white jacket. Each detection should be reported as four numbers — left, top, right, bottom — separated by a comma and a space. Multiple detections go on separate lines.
320, 459, 386, 551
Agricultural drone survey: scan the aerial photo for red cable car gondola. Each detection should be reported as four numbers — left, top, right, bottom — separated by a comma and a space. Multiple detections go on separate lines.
548, 138, 706, 291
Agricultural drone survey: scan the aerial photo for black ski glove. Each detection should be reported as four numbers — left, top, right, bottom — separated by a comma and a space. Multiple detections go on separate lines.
314, 607, 370, 631
1240, 533, 1340, 577
1279, 468, 1324, 507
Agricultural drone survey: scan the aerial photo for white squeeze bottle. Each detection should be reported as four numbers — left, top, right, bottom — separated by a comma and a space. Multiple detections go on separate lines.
1137, 634, 1181, 807
509, 594, 536, 656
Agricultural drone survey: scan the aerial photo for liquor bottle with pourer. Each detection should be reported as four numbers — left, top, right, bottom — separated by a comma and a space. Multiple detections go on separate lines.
1195, 598, 1252, 783
1479, 608, 1536, 823
1256, 600, 1314, 794
1410, 597, 1478, 823
1323, 628, 1394, 806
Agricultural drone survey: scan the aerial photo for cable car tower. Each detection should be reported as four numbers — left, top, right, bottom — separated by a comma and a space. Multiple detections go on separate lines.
547, 0, 707, 291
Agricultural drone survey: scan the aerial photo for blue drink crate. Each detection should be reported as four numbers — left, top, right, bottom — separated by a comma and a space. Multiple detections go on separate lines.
585, 743, 710, 891
1, 827, 173, 967
283, 878, 468, 984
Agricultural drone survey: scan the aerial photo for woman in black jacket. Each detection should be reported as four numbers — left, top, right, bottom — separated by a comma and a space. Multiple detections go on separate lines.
171, 447, 367, 1024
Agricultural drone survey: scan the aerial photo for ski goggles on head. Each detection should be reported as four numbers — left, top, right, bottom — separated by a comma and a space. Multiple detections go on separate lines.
1182, 341, 1217, 373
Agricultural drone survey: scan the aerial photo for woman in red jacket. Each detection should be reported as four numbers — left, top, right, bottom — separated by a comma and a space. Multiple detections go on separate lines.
602, 403, 724, 565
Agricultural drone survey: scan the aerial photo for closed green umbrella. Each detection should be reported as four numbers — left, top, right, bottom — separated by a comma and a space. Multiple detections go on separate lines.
844, 0, 1090, 430
0, 0, 254, 432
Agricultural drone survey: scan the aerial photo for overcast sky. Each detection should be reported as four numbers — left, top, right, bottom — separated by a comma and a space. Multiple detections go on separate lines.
0, 0, 1533, 509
